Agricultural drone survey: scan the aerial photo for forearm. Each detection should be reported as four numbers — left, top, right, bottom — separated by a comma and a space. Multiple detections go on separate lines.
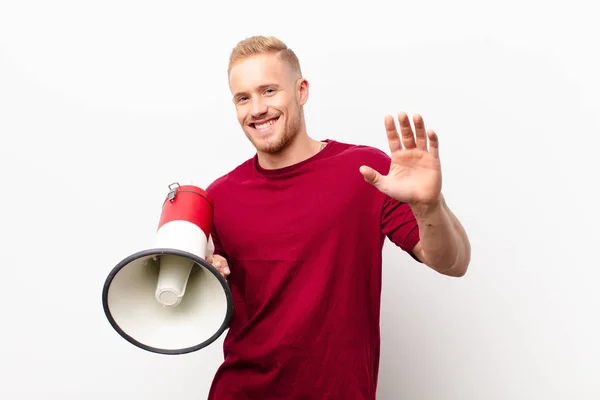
411, 194, 471, 276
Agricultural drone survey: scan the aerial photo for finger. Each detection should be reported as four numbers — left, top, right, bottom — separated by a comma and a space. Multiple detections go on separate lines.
398, 112, 417, 149
427, 130, 439, 158
384, 115, 402, 153
359, 165, 385, 189
212, 259, 230, 278
413, 114, 427, 150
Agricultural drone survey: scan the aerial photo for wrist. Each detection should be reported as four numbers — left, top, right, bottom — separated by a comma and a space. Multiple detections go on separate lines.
409, 194, 444, 220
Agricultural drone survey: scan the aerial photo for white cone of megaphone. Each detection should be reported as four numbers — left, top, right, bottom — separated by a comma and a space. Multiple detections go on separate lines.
102, 182, 233, 355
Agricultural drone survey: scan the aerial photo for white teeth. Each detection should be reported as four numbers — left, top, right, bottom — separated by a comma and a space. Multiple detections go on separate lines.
255, 119, 277, 130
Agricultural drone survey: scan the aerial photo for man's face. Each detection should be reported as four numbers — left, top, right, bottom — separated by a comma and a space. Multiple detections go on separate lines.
229, 53, 308, 154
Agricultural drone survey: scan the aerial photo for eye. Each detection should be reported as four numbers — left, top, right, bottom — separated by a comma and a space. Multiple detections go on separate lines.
264, 88, 275, 95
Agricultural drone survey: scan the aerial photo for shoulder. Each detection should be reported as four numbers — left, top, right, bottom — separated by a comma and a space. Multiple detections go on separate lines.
327, 140, 392, 173
205, 157, 255, 198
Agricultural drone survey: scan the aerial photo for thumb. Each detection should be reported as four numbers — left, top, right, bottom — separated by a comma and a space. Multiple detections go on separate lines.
359, 165, 385, 187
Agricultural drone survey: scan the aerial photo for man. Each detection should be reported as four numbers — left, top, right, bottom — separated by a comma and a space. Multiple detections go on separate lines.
204, 35, 470, 399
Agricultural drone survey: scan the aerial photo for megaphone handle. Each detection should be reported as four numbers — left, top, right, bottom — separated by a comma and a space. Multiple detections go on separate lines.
206, 234, 215, 258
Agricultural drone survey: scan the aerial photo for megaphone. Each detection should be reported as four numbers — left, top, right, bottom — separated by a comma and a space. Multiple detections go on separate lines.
102, 182, 233, 355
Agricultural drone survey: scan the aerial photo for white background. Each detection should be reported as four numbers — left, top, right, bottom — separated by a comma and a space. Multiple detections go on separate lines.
1, 0, 598, 399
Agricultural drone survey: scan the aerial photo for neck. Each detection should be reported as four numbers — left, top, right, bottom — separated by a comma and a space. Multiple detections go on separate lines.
257, 132, 324, 170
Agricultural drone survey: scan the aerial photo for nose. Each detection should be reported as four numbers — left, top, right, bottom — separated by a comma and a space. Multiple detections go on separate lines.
250, 97, 268, 118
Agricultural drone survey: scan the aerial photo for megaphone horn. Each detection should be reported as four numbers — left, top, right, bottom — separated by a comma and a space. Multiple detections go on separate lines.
102, 182, 233, 355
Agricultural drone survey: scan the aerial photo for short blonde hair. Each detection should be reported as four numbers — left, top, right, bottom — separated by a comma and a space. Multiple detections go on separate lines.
228, 35, 302, 76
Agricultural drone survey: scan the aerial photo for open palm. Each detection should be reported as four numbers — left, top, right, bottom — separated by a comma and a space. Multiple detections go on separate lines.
360, 112, 442, 206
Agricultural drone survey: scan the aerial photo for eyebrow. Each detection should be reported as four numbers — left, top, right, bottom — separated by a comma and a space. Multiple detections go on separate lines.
233, 83, 281, 99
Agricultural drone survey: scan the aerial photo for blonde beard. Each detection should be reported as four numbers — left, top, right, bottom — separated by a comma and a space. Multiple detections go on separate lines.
247, 115, 301, 155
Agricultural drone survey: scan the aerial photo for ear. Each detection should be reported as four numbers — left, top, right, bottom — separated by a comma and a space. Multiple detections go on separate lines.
297, 78, 309, 106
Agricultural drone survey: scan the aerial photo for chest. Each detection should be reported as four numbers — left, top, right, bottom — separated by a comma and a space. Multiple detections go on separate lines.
213, 170, 381, 261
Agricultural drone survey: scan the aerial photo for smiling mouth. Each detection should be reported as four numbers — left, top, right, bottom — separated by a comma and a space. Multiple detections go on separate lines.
250, 117, 279, 130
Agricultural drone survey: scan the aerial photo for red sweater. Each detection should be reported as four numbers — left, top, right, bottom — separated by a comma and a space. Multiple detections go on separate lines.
205, 139, 420, 399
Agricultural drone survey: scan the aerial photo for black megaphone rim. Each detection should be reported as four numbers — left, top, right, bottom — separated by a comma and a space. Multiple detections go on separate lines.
101, 247, 234, 355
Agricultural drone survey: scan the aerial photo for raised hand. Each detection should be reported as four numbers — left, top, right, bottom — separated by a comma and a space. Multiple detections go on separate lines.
359, 112, 442, 208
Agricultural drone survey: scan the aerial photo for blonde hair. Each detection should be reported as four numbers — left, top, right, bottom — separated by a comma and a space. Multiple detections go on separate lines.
228, 35, 302, 76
